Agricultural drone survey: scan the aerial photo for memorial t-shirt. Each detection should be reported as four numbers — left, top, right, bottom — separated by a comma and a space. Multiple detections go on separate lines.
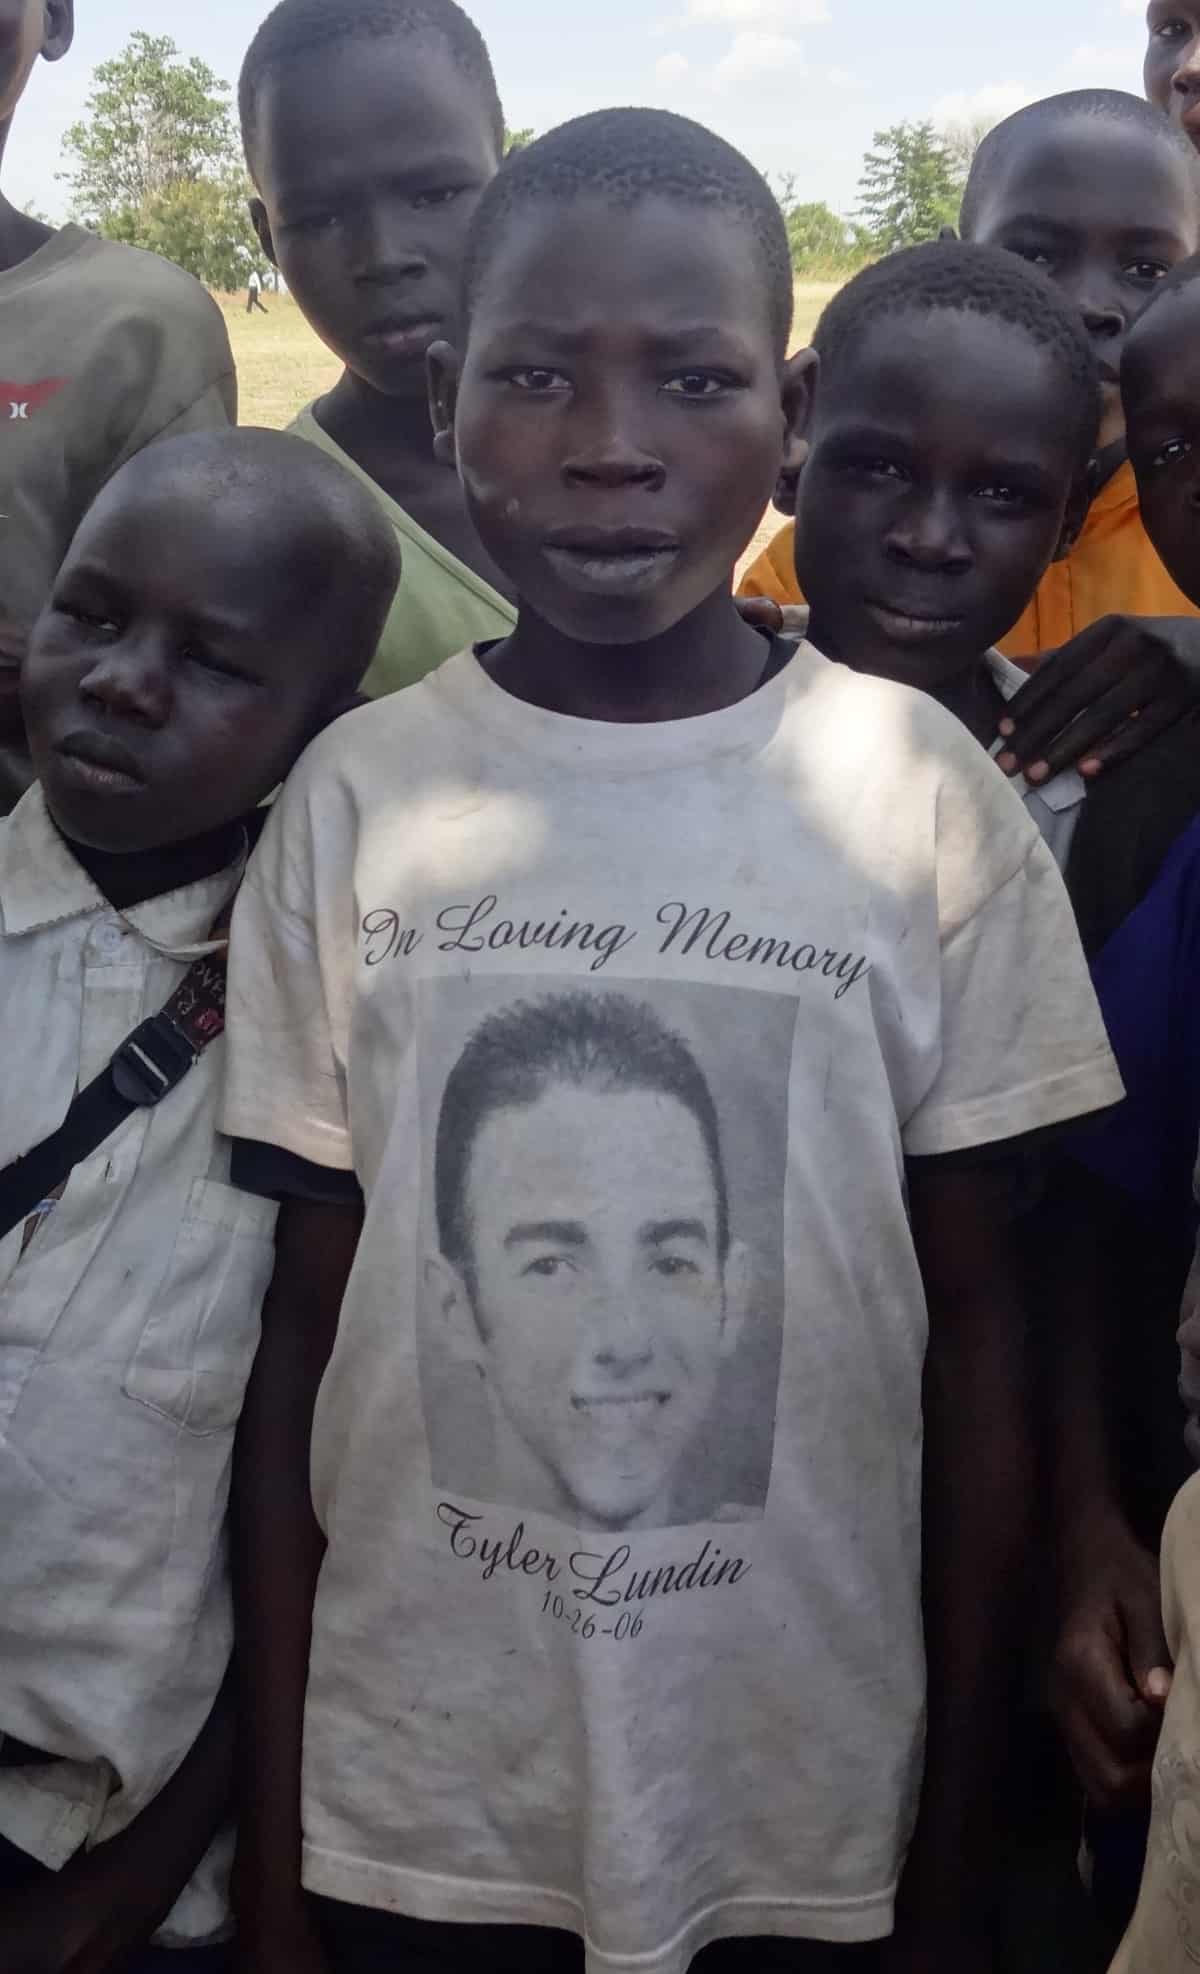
222, 640, 1121, 1971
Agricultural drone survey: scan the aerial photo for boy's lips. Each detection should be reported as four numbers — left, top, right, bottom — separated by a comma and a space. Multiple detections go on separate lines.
54, 730, 146, 793
542, 526, 682, 597
864, 598, 967, 643
359, 315, 442, 362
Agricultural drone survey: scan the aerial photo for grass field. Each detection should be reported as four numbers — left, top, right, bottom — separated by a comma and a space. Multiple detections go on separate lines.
217, 278, 840, 577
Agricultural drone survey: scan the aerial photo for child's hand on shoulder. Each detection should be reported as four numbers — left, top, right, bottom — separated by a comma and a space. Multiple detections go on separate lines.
996, 614, 1200, 783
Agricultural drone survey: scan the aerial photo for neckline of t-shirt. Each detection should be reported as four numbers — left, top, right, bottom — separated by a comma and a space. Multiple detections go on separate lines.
428, 635, 814, 773
0, 222, 92, 297
298, 404, 516, 620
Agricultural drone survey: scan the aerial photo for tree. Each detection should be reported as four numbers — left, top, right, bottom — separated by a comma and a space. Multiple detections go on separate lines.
62, 32, 237, 222
104, 173, 263, 292
855, 121, 962, 254
504, 127, 534, 155
940, 112, 998, 181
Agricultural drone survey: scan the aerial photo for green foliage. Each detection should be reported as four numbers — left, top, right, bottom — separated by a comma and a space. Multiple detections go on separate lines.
103, 174, 263, 292
855, 121, 962, 254
503, 127, 534, 155
60, 31, 259, 288
774, 178, 870, 278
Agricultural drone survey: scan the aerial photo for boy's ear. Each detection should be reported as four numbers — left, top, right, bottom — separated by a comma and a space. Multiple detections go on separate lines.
42, 1, 74, 61
428, 340, 462, 470
1055, 470, 1092, 561
776, 346, 817, 512
249, 198, 279, 271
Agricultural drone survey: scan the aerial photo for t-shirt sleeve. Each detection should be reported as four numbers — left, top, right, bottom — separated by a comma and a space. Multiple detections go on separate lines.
219, 752, 355, 1172
902, 739, 1124, 1159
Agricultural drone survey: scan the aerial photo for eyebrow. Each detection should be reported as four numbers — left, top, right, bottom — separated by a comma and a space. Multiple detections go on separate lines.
504, 1220, 588, 1250
483, 321, 752, 357
641, 1218, 711, 1248
997, 214, 1187, 250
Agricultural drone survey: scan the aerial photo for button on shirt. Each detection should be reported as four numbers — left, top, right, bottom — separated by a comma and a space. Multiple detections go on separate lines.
0, 787, 276, 1938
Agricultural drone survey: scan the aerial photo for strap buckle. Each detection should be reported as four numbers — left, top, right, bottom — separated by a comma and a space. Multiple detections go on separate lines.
111, 1013, 200, 1107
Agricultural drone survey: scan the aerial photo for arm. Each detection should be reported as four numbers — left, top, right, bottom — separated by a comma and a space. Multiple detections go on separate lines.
996, 615, 1200, 784
1048, 1163, 1170, 1811
1, 1677, 234, 1974
231, 1195, 363, 1974
888, 1158, 1034, 1972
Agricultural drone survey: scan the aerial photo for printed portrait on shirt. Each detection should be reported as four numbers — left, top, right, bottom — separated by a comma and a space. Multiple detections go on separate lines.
418, 977, 788, 1532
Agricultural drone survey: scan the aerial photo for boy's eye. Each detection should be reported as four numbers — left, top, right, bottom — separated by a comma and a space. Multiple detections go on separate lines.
411, 186, 467, 210
287, 211, 340, 235
662, 371, 734, 399
62, 603, 119, 636
1125, 259, 1170, 283
505, 367, 571, 393
1011, 246, 1056, 272
854, 457, 908, 483
1151, 437, 1194, 468
1152, 19, 1192, 43
181, 646, 255, 684
975, 483, 1028, 507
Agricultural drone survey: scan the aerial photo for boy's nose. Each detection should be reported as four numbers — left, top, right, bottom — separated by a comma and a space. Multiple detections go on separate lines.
1079, 297, 1125, 343
1173, 42, 1200, 95
563, 437, 665, 490
885, 495, 971, 572
80, 644, 170, 726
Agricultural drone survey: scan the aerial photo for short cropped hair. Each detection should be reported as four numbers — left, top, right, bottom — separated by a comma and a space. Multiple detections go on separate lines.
239, 0, 504, 173
106, 428, 401, 699
960, 89, 1200, 239
435, 991, 732, 1273
813, 240, 1101, 478
461, 108, 794, 359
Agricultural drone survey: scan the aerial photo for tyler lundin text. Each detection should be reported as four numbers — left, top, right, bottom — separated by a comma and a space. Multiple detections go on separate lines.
436, 1501, 751, 1606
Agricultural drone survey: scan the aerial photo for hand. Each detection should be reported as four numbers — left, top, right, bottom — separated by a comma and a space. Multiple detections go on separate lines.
995, 615, 1200, 784
0, 1847, 153, 1974
735, 596, 783, 634
1053, 1509, 1171, 1809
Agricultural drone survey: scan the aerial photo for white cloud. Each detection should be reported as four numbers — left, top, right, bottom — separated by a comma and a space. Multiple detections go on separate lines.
825, 65, 867, 90
674, 0, 829, 27
655, 49, 691, 83
710, 29, 807, 86
931, 82, 1040, 128
1062, 38, 1148, 86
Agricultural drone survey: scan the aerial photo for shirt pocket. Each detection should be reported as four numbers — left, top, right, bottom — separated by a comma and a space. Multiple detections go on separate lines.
122, 1178, 278, 1435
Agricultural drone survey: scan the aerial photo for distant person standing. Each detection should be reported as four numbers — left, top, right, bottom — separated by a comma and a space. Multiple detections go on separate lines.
0, 0, 236, 819
246, 267, 268, 314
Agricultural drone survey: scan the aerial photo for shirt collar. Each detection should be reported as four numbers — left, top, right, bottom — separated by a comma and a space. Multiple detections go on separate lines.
1084, 456, 1138, 524
0, 784, 244, 954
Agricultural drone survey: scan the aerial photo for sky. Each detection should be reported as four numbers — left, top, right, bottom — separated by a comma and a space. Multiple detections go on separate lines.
13, 0, 1152, 222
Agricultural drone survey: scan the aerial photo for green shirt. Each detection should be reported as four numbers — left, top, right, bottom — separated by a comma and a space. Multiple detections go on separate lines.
290, 405, 516, 698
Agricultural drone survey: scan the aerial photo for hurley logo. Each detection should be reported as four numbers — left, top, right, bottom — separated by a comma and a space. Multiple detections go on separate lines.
0, 379, 66, 421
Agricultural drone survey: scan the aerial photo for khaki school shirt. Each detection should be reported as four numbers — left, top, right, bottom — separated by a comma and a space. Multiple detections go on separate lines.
222, 642, 1120, 1971
0, 226, 235, 810
0, 788, 275, 1942
290, 405, 516, 697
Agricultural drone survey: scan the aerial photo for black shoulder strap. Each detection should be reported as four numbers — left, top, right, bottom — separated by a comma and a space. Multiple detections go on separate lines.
0, 943, 229, 1245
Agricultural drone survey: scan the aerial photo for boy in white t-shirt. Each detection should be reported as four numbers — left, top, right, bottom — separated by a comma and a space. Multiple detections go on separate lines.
222, 111, 1123, 1974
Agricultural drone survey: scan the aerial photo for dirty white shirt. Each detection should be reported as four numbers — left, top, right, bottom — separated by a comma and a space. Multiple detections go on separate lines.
0, 786, 276, 1941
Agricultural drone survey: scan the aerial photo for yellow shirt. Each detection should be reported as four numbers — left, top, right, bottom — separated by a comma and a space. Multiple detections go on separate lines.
736, 461, 1199, 662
